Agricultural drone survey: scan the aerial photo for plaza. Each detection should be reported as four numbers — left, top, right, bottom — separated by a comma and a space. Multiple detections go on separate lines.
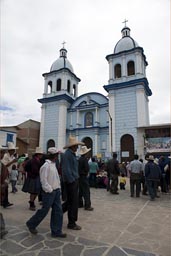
0, 183, 170, 256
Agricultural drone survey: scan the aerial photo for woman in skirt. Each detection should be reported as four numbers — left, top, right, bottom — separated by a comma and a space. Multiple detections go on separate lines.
22, 147, 44, 210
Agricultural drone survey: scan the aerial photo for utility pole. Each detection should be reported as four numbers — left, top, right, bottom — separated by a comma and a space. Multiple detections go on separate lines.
106, 110, 113, 155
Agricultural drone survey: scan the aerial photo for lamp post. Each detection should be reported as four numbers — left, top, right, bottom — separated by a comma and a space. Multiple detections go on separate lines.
106, 110, 113, 155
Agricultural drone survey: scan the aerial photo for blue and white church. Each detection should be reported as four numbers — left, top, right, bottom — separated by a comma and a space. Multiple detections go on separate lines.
38, 25, 152, 161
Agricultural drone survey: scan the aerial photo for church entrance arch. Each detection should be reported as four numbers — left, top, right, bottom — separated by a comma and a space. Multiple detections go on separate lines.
82, 137, 93, 159
47, 139, 55, 152
120, 134, 134, 163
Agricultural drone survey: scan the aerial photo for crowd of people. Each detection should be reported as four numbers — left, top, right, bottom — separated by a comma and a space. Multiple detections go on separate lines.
0, 139, 170, 239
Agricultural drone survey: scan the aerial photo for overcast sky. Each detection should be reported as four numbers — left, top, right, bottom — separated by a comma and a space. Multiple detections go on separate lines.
1, 0, 170, 127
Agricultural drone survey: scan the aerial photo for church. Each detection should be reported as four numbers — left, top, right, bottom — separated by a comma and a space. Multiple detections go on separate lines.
38, 24, 153, 162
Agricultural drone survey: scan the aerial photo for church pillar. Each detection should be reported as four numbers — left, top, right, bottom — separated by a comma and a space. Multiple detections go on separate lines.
122, 55, 126, 77
108, 59, 114, 83
58, 102, 68, 150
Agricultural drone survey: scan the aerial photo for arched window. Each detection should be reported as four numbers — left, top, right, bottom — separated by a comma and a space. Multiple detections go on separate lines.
56, 79, 61, 91
127, 61, 135, 76
47, 81, 52, 93
85, 112, 93, 127
73, 84, 76, 97
67, 80, 70, 93
114, 64, 121, 78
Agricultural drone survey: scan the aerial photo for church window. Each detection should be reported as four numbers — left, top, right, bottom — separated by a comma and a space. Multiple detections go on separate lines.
127, 61, 135, 76
114, 64, 122, 78
56, 79, 61, 91
85, 112, 93, 127
48, 81, 52, 93
73, 84, 76, 97
67, 80, 71, 93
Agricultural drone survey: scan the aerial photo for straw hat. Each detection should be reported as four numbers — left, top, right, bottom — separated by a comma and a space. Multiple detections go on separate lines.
7, 142, 18, 150
48, 147, 60, 155
148, 155, 154, 161
63, 136, 85, 149
35, 147, 44, 154
154, 158, 159, 165
79, 146, 91, 155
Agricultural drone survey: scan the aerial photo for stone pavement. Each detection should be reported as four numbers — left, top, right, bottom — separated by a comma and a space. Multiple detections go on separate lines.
0, 183, 171, 256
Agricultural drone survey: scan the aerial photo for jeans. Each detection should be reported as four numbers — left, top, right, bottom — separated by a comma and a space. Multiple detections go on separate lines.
26, 188, 63, 235
11, 180, 17, 192
130, 173, 141, 196
146, 180, 158, 199
110, 174, 119, 193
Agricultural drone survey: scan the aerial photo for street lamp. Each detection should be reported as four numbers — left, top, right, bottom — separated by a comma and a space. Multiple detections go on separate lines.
106, 110, 113, 155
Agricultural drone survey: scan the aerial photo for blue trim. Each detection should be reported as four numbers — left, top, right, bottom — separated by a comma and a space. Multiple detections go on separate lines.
70, 92, 108, 109
42, 68, 81, 82
106, 47, 148, 66
66, 126, 109, 132
38, 94, 75, 104
103, 78, 152, 96
68, 103, 108, 112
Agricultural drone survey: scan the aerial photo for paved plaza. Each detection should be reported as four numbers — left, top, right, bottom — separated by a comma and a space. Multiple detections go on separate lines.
0, 183, 171, 256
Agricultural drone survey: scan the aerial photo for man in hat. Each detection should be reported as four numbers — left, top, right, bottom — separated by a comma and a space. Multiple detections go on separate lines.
78, 146, 93, 211
129, 154, 143, 197
145, 155, 161, 201
0, 145, 12, 239
1, 142, 18, 177
26, 147, 66, 238
62, 136, 84, 230
0, 145, 13, 208
105, 152, 120, 194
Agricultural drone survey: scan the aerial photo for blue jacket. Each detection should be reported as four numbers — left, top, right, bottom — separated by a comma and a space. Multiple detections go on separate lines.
62, 148, 79, 183
145, 161, 161, 181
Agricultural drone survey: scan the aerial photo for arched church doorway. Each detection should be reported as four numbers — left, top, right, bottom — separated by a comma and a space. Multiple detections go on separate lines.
47, 139, 55, 152
82, 137, 93, 159
120, 134, 134, 162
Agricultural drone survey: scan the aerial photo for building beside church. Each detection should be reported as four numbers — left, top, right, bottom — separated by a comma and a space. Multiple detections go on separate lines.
38, 25, 169, 162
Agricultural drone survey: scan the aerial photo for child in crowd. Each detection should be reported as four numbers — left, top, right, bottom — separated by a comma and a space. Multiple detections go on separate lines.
119, 173, 126, 190
10, 164, 18, 193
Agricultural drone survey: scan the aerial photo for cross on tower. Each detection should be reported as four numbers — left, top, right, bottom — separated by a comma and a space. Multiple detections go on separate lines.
122, 19, 128, 27
62, 41, 66, 48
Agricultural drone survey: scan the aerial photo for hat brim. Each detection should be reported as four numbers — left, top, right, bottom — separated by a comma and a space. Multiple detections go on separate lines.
63, 142, 85, 149
8, 147, 18, 150
80, 148, 91, 155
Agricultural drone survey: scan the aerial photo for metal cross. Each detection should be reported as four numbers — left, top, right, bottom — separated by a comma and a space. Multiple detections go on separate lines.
62, 41, 66, 48
122, 19, 128, 27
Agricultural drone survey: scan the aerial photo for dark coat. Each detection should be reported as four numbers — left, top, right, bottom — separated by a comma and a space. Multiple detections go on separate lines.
145, 161, 161, 181
78, 155, 89, 176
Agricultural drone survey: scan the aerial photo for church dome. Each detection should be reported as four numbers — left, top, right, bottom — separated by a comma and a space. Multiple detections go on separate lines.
114, 27, 139, 54
50, 47, 74, 73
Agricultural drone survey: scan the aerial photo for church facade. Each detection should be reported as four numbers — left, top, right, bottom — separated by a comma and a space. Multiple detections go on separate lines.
38, 25, 152, 162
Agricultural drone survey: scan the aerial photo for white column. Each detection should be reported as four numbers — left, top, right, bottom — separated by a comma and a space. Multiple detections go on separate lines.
108, 59, 114, 83
95, 134, 98, 155
136, 87, 146, 126
95, 107, 98, 123
58, 103, 67, 150
122, 55, 126, 77
39, 105, 45, 150
108, 93, 116, 152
